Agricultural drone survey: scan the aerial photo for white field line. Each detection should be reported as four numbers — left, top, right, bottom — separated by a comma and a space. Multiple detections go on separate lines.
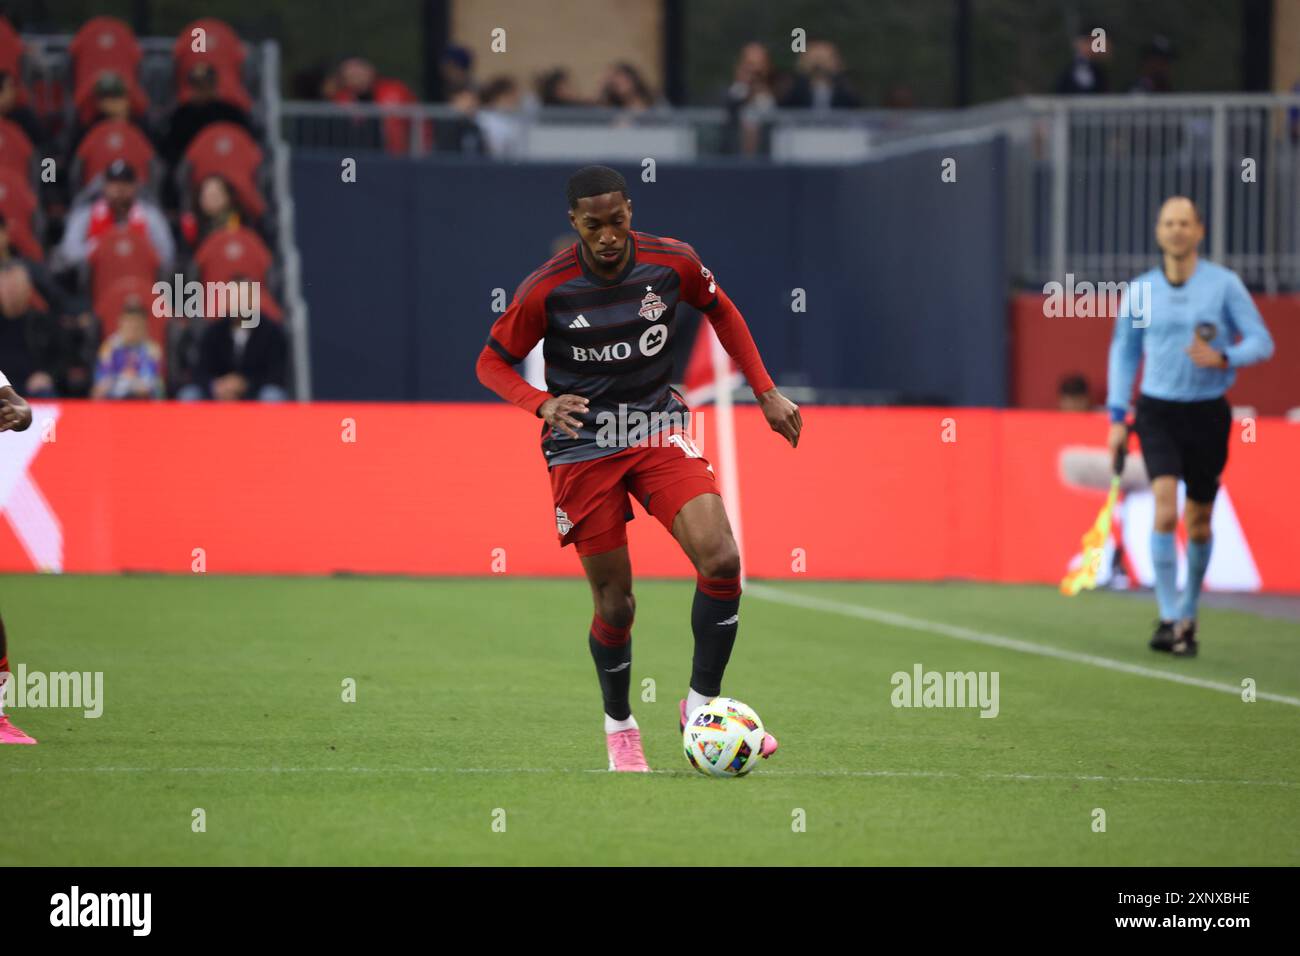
745, 583, 1300, 708
1, 766, 1295, 787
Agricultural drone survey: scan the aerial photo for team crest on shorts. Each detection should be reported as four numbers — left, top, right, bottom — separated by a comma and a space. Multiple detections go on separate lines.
555, 507, 573, 536
639, 289, 667, 322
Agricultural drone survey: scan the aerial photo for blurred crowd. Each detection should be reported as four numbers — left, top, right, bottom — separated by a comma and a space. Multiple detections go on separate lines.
0, 14, 289, 401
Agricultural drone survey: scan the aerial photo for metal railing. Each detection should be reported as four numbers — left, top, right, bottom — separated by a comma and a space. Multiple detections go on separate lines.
280, 94, 1300, 291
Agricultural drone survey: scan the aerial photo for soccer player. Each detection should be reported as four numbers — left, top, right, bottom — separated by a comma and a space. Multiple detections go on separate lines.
475, 166, 802, 771
0, 368, 37, 743
1106, 196, 1274, 657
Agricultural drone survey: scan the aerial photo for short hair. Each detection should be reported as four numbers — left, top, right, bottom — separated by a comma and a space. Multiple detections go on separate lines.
1161, 195, 1202, 223
1058, 373, 1089, 397
567, 166, 627, 209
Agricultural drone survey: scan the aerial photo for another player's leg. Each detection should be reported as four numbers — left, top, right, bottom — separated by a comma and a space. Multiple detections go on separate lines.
670, 492, 777, 758
580, 542, 649, 772
1147, 476, 1182, 651
0, 612, 37, 745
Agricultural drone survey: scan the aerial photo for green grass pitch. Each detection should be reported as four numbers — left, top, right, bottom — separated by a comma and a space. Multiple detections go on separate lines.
1, 574, 1297, 865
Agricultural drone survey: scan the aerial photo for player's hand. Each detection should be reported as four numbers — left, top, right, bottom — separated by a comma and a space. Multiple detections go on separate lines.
539, 394, 589, 439
758, 387, 801, 448
1186, 336, 1228, 369
0, 397, 33, 432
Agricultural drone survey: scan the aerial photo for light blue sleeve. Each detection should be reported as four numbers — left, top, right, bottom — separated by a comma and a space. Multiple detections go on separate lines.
1105, 284, 1143, 420
1221, 272, 1274, 368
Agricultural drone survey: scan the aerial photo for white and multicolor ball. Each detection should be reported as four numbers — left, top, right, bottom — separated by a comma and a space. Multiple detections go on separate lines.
682, 697, 765, 778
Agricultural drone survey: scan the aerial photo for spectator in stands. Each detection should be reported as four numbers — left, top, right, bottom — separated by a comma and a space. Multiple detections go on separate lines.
781, 41, 860, 109
91, 299, 163, 399
161, 62, 252, 168
723, 42, 778, 156
183, 282, 288, 401
1131, 35, 1175, 94
0, 215, 60, 397
57, 159, 174, 272
439, 45, 476, 100
0, 70, 43, 148
477, 76, 525, 158
69, 71, 152, 154
181, 175, 248, 249
598, 62, 656, 113
537, 68, 587, 107
1056, 31, 1110, 94
435, 88, 485, 154
1057, 373, 1094, 412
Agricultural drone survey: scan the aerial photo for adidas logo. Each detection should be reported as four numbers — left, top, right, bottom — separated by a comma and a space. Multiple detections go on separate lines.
717, 614, 739, 626
568, 315, 590, 329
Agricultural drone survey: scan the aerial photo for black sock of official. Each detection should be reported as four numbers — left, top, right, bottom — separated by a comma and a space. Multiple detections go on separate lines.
690, 574, 742, 697
589, 614, 632, 721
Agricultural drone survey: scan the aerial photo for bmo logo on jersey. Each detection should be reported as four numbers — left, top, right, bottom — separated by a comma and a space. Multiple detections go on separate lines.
571, 326, 668, 362
572, 341, 633, 362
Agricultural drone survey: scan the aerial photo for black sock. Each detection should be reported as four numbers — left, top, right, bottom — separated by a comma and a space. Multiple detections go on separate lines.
690, 575, 741, 697
589, 614, 632, 720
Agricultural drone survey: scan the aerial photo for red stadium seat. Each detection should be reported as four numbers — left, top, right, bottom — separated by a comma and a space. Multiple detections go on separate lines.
184, 123, 265, 219
173, 19, 252, 114
0, 166, 42, 261
95, 273, 168, 343
195, 224, 272, 284
73, 68, 150, 126
88, 222, 161, 313
0, 15, 23, 76
69, 17, 141, 91
75, 118, 156, 186
0, 117, 35, 176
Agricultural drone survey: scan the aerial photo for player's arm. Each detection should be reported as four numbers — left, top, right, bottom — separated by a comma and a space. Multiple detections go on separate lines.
678, 249, 802, 448
1219, 272, 1274, 368
0, 374, 33, 433
1105, 286, 1142, 456
474, 284, 588, 438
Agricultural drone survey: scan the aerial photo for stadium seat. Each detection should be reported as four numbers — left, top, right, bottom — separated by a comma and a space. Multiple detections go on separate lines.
173, 19, 252, 114
183, 122, 265, 218
73, 68, 151, 126
0, 166, 42, 261
0, 15, 23, 76
195, 224, 273, 285
0, 117, 35, 176
88, 222, 161, 313
69, 16, 142, 91
75, 118, 156, 186
96, 273, 168, 343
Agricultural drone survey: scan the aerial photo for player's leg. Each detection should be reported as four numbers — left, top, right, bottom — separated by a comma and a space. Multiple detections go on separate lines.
669, 491, 778, 757
0, 611, 38, 744
1171, 397, 1232, 656
1134, 397, 1183, 649
578, 531, 649, 772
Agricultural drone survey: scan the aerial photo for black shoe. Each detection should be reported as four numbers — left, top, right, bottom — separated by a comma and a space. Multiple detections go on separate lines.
1149, 620, 1177, 652
1170, 620, 1198, 658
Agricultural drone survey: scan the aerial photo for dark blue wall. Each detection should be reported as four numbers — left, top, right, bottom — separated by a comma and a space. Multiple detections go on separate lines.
292, 140, 1007, 405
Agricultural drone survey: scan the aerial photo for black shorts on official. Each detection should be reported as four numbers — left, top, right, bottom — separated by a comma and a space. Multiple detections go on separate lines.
1134, 393, 1232, 503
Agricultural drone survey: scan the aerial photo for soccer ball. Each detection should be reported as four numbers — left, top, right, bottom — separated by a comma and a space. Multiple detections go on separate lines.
682, 697, 766, 778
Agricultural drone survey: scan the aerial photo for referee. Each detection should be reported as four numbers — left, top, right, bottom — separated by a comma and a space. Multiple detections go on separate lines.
1107, 196, 1274, 657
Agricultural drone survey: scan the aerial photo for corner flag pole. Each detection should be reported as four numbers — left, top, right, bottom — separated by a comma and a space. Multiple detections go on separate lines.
710, 329, 746, 589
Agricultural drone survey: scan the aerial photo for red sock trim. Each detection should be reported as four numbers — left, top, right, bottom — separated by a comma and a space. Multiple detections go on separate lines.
697, 574, 741, 601
0, 656, 8, 673
590, 613, 631, 647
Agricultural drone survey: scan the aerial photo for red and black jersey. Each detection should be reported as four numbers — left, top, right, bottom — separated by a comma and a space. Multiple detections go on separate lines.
477, 230, 773, 467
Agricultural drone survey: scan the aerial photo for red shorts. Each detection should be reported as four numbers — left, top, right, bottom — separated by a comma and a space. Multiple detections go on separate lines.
550, 433, 719, 556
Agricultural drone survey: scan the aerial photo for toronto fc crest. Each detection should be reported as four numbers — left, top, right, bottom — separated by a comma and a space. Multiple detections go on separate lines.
639, 288, 667, 322
556, 507, 574, 536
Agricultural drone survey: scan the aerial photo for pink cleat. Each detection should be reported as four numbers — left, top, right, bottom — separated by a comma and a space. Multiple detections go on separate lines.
0, 714, 37, 745
606, 728, 650, 772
